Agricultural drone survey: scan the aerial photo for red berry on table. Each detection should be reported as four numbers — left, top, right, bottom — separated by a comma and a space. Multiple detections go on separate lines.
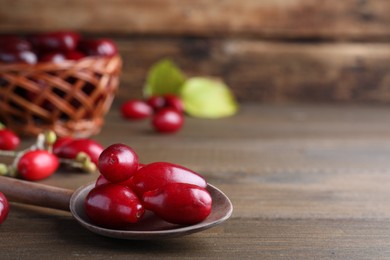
78, 38, 117, 57
130, 162, 207, 197
146, 96, 166, 111
152, 108, 184, 133
29, 31, 80, 52
98, 143, 139, 183
0, 128, 20, 151
164, 94, 184, 113
17, 150, 59, 181
0, 192, 9, 225
121, 100, 152, 120
52, 136, 74, 154
142, 183, 212, 225
85, 184, 144, 229
53, 138, 104, 165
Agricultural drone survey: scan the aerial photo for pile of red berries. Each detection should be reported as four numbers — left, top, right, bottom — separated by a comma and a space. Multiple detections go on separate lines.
0, 31, 117, 64
121, 95, 185, 133
0, 128, 103, 181
85, 143, 212, 228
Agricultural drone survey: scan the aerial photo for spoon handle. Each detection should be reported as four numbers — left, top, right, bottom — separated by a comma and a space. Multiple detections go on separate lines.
0, 176, 73, 211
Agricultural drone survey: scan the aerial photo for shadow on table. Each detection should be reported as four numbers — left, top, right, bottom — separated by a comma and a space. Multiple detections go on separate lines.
55, 218, 204, 254
11, 203, 205, 256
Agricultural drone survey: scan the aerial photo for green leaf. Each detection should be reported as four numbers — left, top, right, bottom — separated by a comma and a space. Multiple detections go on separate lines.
181, 77, 239, 118
144, 59, 186, 97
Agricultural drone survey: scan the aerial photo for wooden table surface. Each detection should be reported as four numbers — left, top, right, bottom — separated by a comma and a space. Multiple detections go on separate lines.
2, 103, 390, 259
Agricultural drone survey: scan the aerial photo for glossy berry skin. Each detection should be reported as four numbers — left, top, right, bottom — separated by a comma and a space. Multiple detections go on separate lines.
0, 192, 9, 225
53, 138, 104, 165
130, 162, 207, 197
85, 184, 144, 229
39, 52, 66, 63
65, 50, 85, 60
36, 51, 84, 62
52, 136, 73, 153
146, 96, 166, 111
29, 31, 80, 52
142, 183, 212, 225
0, 129, 20, 150
98, 143, 139, 183
17, 150, 59, 181
95, 174, 111, 187
78, 39, 117, 57
121, 100, 152, 120
95, 164, 144, 187
164, 95, 184, 113
0, 50, 37, 64
152, 108, 184, 133
95, 174, 133, 188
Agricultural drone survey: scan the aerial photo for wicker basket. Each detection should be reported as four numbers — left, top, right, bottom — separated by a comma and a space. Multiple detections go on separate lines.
0, 55, 121, 137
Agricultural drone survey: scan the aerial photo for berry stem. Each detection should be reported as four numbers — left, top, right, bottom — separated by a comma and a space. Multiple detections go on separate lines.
59, 158, 97, 173
0, 163, 8, 176
0, 130, 95, 177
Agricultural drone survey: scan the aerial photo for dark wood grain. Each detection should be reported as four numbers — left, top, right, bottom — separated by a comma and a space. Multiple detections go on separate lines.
1, 0, 390, 104
1, 0, 390, 40
1, 37, 390, 103
2, 104, 390, 258
115, 38, 390, 103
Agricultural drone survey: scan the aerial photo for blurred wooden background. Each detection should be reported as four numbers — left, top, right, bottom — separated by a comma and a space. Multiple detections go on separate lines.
1, 0, 390, 103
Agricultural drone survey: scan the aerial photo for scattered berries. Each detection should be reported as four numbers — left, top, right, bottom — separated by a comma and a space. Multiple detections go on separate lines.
0, 130, 213, 228
121, 100, 152, 120
146, 96, 166, 111
121, 95, 185, 133
0, 128, 20, 150
53, 137, 104, 165
164, 94, 184, 113
0, 130, 102, 181
152, 108, 184, 133
17, 150, 59, 181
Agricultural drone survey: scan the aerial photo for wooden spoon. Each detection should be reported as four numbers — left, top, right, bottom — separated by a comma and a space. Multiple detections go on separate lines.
0, 176, 233, 239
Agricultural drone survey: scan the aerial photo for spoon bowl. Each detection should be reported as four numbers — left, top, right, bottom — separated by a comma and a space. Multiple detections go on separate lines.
71, 182, 232, 239
0, 176, 233, 240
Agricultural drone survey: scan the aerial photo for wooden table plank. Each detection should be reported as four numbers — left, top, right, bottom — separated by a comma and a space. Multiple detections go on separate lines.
2, 211, 390, 259
2, 104, 390, 259
114, 39, 390, 103
1, 0, 390, 40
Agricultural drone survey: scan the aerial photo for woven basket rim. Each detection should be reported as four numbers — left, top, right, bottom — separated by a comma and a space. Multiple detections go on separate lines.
0, 55, 121, 72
